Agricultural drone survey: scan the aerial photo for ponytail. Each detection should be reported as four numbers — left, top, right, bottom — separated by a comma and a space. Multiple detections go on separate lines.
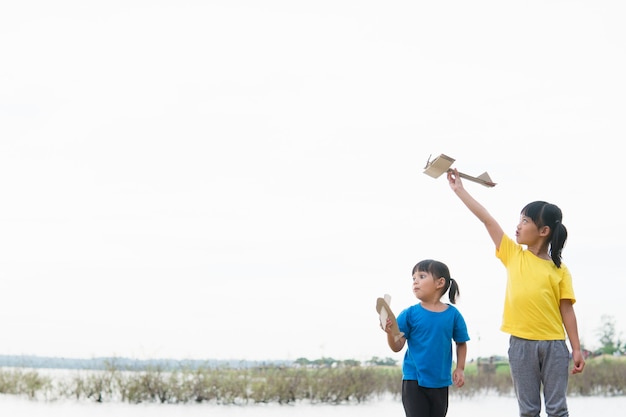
550, 219, 568, 268
448, 277, 460, 304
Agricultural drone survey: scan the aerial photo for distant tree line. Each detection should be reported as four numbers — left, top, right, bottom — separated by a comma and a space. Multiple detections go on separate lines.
293, 356, 397, 367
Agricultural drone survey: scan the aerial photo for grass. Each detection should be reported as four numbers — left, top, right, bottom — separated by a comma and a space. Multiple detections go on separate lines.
0, 355, 623, 404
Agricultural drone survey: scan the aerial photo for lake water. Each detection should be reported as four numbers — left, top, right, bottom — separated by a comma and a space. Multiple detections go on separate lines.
1, 394, 624, 416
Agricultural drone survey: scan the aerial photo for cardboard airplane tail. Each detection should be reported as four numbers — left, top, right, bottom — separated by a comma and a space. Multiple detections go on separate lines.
457, 171, 496, 187
423, 153, 496, 188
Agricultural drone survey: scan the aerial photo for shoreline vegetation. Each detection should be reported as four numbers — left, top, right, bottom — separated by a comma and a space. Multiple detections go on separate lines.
0, 355, 624, 405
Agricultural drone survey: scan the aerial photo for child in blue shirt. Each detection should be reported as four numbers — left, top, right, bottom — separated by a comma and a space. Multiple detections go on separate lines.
382, 259, 469, 417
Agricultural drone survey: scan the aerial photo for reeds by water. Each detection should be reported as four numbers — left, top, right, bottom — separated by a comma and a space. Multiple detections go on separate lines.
0, 356, 623, 404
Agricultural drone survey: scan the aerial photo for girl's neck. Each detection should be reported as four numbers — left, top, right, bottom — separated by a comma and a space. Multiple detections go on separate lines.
527, 243, 551, 260
420, 299, 447, 312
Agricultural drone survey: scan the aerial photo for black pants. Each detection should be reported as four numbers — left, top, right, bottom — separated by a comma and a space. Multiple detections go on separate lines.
402, 380, 449, 417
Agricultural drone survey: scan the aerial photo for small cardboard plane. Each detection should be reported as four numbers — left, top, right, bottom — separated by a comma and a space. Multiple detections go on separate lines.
423, 153, 496, 187
376, 294, 404, 343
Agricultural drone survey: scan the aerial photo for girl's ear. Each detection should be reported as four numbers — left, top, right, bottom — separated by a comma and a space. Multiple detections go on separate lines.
539, 225, 550, 237
436, 277, 446, 289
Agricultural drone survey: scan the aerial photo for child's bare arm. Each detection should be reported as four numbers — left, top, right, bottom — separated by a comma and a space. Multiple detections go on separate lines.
560, 300, 585, 374
383, 318, 405, 352
447, 168, 504, 249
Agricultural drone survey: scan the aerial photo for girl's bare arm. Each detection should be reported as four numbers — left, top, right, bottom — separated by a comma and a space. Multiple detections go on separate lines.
447, 168, 504, 249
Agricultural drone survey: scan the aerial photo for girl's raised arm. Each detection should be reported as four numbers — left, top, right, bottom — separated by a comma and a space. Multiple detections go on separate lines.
447, 168, 504, 249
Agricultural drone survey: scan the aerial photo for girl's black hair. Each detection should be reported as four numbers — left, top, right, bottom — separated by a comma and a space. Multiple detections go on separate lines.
521, 201, 568, 268
412, 259, 460, 304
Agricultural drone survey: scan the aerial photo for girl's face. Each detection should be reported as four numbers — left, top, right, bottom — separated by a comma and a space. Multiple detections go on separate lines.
515, 214, 547, 246
412, 270, 444, 302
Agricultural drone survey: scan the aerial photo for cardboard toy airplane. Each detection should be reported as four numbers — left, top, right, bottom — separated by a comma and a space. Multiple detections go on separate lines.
376, 294, 404, 343
423, 153, 496, 187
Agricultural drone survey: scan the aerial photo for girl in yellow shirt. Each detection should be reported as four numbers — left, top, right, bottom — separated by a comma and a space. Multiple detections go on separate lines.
447, 168, 585, 417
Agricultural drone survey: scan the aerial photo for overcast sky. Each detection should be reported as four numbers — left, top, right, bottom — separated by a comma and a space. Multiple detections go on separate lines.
1, 1, 625, 363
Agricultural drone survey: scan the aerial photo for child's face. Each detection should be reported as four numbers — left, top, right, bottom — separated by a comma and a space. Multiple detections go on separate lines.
516, 214, 546, 246
412, 270, 443, 301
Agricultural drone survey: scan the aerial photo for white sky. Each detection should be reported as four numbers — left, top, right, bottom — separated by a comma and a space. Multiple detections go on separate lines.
1, 1, 625, 363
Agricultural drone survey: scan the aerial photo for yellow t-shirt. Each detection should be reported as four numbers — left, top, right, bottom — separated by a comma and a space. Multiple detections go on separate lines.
496, 234, 576, 340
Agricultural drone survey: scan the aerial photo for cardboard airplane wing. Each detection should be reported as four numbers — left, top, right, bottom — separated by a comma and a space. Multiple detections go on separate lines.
423, 153, 496, 187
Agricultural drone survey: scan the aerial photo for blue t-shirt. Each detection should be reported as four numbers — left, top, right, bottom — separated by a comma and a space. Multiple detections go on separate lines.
396, 303, 469, 388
